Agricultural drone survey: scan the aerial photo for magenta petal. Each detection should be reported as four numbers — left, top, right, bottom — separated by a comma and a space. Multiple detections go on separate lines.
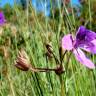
86, 30, 96, 41
62, 34, 73, 50
76, 26, 96, 41
81, 40, 96, 54
73, 48, 95, 69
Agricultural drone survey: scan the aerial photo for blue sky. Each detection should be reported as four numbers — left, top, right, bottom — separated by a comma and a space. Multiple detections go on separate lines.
0, 0, 79, 7
72, 0, 79, 5
0, 0, 14, 7
0, 0, 79, 16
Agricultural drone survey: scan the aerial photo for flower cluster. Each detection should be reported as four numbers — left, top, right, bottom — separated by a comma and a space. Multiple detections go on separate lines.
0, 11, 6, 26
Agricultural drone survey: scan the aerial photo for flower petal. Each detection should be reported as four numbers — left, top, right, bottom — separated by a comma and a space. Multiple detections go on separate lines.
62, 34, 73, 50
76, 26, 86, 40
86, 30, 96, 41
81, 40, 96, 54
73, 48, 95, 69
75, 26, 96, 49
76, 26, 96, 42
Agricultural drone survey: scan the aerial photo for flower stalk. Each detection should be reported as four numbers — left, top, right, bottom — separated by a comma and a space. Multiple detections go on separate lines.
15, 49, 65, 75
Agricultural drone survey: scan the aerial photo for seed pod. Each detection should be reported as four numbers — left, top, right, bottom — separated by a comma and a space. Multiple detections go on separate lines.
46, 43, 53, 54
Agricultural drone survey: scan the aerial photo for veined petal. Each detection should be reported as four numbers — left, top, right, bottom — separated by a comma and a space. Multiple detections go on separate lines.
76, 26, 96, 42
62, 34, 73, 50
75, 26, 96, 49
73, 48, 95, 69
76, 26, 86, 40
86, 30, 96, 41
81, 40, 96, 54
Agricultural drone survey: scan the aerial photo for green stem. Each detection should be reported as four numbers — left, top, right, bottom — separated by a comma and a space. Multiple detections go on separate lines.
59, 74, 66, 96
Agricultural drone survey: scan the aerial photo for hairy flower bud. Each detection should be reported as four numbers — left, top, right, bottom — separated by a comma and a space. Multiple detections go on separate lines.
15, 49, 31, 71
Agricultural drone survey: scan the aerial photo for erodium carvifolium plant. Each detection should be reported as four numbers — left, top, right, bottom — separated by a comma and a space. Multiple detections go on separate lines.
15, 26, 96, 75
62, 26, 96, 69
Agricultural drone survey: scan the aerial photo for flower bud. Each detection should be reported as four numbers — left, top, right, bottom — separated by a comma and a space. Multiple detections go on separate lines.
15, 49, 31, 71
46, 43, 53, 54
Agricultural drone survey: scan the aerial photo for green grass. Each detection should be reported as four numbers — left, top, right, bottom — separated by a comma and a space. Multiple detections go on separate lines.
0, 0, 96, 96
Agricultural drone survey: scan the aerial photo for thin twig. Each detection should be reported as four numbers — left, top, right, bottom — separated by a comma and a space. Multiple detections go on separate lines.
29, 66, 56, 72
61, 50, 67, 64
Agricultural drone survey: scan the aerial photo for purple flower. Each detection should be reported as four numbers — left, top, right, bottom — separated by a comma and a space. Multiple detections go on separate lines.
0, 11, 6, 26
62, 26, 96, 69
